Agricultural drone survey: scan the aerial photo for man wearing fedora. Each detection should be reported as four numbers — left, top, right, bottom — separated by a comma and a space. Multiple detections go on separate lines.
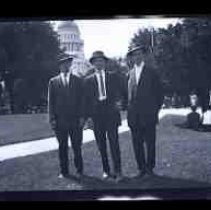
48, 55, 84, 179
127, 46, 164, 177
83, 51, 123, 182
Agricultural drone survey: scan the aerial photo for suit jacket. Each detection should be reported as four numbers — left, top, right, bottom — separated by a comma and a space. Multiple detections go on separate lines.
83, 71, 122, 127
48, 73, 83, 129
127, 64, 164, 128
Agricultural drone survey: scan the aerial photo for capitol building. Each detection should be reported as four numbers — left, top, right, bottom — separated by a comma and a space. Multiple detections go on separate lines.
57, 21, 91, 76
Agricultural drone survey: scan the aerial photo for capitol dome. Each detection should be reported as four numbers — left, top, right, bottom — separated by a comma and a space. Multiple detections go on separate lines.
58, 21, 80, 34
56, 20, 91, 76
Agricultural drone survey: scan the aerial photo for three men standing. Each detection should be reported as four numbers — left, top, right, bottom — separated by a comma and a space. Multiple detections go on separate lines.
48, 47, 164, 181
127, 46, 164, 177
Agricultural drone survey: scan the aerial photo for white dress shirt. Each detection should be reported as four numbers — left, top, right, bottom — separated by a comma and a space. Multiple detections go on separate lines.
60, 72, 70, 86
134, 61, 145, 85
95, 69, 107, 101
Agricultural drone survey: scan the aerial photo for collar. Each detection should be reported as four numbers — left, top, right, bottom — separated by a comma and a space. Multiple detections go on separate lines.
95, 69, 105, 75
60, 72, 70, 78
134, 61, 145, 70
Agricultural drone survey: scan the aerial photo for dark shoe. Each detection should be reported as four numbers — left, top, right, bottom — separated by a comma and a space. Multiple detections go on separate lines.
114, 173, 124, 183
146, 168, 155, 176
135, 170, 146, 178
75, 172, 83, 180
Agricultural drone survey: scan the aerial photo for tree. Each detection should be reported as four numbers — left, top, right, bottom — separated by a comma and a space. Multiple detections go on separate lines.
129, 18, 211, 109
181, 18, 211, 110
0, 21, 62, 113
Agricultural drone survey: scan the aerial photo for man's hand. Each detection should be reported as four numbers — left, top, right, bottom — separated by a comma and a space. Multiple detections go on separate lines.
115, 100, 122, 111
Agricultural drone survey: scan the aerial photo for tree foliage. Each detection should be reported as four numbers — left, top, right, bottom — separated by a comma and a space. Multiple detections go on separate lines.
129, 17, 211, 107
0, 21, 62, 112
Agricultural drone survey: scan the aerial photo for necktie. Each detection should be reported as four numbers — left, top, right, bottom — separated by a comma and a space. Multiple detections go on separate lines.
99, 71, 106, 97
132, 82, 137, 101
64, 74, 68, 87
128, 69, 137, 103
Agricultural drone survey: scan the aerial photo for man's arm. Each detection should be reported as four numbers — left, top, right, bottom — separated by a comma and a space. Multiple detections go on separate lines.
121, 73, 129, 110
80, 77, 95, 130
153, 70, 164, 109
111, 72, 128, 110
77, 77, 84, 118
76, 76, 87, 128
48, 79, 56, 128
81, 77, 92, 120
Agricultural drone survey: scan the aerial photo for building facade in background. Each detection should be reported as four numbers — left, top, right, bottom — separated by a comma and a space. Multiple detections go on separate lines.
57, 21, 91, 76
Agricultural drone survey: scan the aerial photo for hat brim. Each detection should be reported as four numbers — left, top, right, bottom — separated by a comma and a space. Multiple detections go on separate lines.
89, 56, 108, 64
127, 46, 145, 56
59, 57, 73, 64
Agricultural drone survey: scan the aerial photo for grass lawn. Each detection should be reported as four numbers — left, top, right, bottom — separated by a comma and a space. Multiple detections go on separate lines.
0, 112, 128, 146
0, 114, 211, 193
0, 114, 54, 146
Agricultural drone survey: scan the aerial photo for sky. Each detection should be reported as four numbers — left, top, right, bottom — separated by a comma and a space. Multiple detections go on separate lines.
53, 17, 182, 59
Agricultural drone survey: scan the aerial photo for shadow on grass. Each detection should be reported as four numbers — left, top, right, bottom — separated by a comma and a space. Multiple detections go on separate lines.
159, 114, 201, 132
174, 123, 211, 133
67, 173, 211, 190
1, 112, 211, 193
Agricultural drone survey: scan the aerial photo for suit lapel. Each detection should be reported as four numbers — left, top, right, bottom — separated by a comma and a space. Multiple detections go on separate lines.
129, 68, 136, 88
68, 73, 73, 89
93, 73, 99, 98
57, 75, 63, 89
128, 68, 136, 103
105, 71, 109, 95
137, 65, 147, 88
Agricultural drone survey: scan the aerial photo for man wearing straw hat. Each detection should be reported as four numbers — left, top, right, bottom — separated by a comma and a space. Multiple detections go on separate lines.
127, 45, 164, 177
84, 51, 123, 183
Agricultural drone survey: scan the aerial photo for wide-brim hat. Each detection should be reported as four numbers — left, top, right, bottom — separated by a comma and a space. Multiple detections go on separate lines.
127, 45, 146, 57
89, 51, 108, 64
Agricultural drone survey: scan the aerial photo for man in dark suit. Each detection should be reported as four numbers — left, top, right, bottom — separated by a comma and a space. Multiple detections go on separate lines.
84, 51, 123, 182
127, 46, 164, 177
48, 56, 84, 179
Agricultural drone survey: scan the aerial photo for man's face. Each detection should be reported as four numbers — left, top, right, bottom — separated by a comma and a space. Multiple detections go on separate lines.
92, 58, 106, 70
60, 60, 72, 74
190, 94, 198, 106
132, 49, 144, 66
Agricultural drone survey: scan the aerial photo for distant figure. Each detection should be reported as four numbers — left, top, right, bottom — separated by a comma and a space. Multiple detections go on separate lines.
0, 74, 4, 107
199, 90, 211, 131
3, 70, 15, 113
201, 105, 211, 131
186, 106, 201, 130
163, 96, 172, 109
0, 81, 3, 107
190, 93, 198, 107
